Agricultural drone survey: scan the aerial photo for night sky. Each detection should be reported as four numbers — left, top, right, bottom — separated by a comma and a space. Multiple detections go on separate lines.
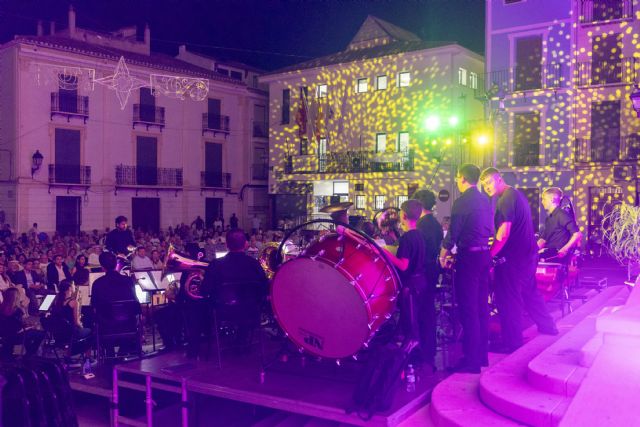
0, 0, 485, 71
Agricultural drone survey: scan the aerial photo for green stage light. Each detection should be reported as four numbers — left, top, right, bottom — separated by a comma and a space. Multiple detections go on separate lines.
448, 116, 460, 127
424, 115, 441, 133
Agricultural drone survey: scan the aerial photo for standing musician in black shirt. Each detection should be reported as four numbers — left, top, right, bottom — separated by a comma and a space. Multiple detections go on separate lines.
439, 164, 494, 373
382, 200, 428, 356
538, 187, 582, 262
480, 168, 558, 354
105, 216, 136, 255
411, 189, 443, 369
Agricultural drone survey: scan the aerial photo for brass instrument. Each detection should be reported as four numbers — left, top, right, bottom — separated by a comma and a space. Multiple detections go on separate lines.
165, 244, 209, 300
258, 242, 280, 279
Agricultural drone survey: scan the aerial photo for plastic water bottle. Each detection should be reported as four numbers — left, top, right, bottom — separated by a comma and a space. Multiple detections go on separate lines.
405, 364, 416, 393
82, 358, 92, 376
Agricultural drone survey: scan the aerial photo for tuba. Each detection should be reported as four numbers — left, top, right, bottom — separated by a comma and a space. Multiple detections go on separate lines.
165, 244, 209, 300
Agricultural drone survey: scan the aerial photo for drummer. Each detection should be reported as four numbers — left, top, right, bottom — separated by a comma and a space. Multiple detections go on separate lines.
381, 200, 428, 357
537, 188, 582, 263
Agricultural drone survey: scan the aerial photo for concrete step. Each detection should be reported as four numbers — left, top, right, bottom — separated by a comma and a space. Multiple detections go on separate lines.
526, 287, 629, 396
478, 286, 626, 427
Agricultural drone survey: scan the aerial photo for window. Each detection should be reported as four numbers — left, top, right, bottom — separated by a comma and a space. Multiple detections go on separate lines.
356, 78, 368, 93
396, 195, 408, 207
512, 112, 540, 166
318, 138, 327, 156
376, 75, 388, 90
282, 89, 290, 124
398, 72, 411, 87
398, 132, 409, 152
300, 138, 309, 155
230, 70, 243, 81
374, 195, 386, 210
375, 133, 387, 152
470, 72, 478, 89
216, 67, 229, 77
316, 84, 328, 98
355, 195, 366, 210
333, 181, 349, 195
515, 36, 542, 91
458, 67, 468, 86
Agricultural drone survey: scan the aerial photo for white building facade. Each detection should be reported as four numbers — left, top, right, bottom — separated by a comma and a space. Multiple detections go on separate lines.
260, 16, 485, 223
0, 7, 269, 234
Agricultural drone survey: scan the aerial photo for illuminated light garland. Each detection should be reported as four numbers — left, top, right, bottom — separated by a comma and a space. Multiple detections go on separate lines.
34, 56, 210, 110
93, 56, 150, 110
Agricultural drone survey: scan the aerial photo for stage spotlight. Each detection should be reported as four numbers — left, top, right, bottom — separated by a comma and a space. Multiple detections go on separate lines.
424, 115, 441, 133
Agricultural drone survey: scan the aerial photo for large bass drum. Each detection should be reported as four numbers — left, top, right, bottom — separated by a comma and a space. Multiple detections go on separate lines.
270, 222, 400, 359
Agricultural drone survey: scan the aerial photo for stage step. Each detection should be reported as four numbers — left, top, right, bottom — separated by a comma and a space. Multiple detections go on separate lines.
429, 285, 626, 426
479, 286, 627, 427
526, 287, 629, 396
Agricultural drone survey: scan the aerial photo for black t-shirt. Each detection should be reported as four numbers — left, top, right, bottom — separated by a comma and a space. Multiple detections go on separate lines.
494, 187, 537, 261
396, 229, 427, 283
416, 214, 443, 266
105, 228, 136, 254
442, 187, 494, 250
201, 252, 268, 301
541, 207, 579, 250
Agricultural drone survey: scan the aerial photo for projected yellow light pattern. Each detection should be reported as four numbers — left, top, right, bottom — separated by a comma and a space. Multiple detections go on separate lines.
265, 44, 485, 221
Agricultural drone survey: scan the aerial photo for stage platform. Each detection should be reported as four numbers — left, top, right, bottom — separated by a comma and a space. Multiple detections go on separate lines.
70, 344, 444, 427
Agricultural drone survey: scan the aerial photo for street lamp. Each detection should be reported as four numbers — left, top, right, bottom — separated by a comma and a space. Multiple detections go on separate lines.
31, 150, 43, 178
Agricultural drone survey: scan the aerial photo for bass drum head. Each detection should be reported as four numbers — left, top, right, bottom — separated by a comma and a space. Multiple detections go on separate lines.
271, 257, 370, 359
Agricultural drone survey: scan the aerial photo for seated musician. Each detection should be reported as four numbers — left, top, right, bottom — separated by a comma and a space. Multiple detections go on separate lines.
381, 200, 428, 357
91, 252, 141, 356
537, 188, 582, 263
201, 229, 268, 325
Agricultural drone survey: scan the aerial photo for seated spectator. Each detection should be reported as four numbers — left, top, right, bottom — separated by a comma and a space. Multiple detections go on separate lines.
0, 262, 12, 294
66, 248, 77, 270
71, 254, 90, 286
46, 254, 71, 292
13, 258, 45, 293
87, 245, 101, 266
131, 246, 154, 270
7, 260, 21, 282
0, 287, 44, 358
150, 249, 164, 270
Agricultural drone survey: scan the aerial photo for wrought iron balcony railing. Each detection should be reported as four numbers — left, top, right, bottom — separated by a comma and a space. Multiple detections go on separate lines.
133, 104, 165, 127
202, 114, 230, 133
577, 58, 638, 86
475, 64, 565, 98
285, 150, 414, 174
200, 171, 231, 188
252, 120, 269, 138
50, 93, 89, 121
48, 164, 91, 185
575, 135, 640, 163
251, 163, 268, 180
579, 0, 633, 24
116, 165, 182, 187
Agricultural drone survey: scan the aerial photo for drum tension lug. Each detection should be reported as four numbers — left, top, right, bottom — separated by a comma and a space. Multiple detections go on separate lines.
352, 354, 359, 361
373, 257, 380, 263
356, 244, 362, 250
318, 250, 326, 257
355, 273, 363, 281
336, 359, 341, 366
385, 276, 392, 282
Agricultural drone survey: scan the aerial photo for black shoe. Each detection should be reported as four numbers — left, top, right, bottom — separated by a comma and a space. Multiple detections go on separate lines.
538, 327, 559, 336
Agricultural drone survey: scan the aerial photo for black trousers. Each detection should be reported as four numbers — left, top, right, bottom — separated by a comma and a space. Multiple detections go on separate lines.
398, 273, 436, 365
494, 256, 556, 350
454, 250, 491, 368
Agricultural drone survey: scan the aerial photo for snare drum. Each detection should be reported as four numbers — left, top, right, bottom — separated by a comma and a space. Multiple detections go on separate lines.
271, 230, 399, 359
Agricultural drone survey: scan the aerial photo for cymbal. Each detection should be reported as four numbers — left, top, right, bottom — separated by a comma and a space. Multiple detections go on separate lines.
320, 201, 353, 214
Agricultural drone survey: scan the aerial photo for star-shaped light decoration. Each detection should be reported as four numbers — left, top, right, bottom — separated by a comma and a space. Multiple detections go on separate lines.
94, 56, 149, 109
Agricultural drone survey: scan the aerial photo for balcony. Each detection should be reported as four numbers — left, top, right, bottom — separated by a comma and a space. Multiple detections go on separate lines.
252, 120, 269, 138
475, 64, 565, 98
50, 93, 89, 123
133, 104, 165, 131
577, 58, 638, 86
115, 165, 183, 188
285, 150, 414, 174
202, 113, 230, 137
48, 164, 91, 187
575, 135, 640, 163
580, 0, 633, 24
252, 163, 269, 180
200, 171, 231, 189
